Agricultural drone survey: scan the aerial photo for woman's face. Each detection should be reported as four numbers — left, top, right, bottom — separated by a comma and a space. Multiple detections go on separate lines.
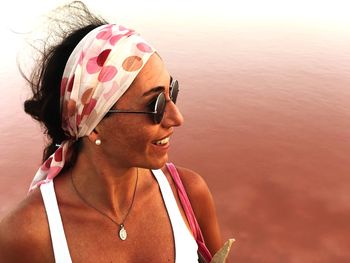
95, 53, 184, 169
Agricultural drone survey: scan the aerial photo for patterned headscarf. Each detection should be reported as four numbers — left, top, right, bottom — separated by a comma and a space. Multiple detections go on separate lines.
29, 24, 155, 191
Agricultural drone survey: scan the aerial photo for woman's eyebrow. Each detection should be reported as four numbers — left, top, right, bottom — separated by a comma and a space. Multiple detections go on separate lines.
142, 86, 165, 96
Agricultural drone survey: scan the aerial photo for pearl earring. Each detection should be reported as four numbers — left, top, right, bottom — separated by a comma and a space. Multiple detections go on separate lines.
95, 139, 101, 146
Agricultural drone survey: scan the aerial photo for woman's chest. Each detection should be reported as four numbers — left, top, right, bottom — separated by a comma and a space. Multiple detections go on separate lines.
61, 187, 176, 262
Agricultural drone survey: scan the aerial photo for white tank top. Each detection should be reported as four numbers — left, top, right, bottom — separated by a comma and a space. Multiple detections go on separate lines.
40, 169, 198, 262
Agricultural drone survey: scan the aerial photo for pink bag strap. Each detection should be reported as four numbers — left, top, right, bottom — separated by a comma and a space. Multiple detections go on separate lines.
166, 163, 212, 263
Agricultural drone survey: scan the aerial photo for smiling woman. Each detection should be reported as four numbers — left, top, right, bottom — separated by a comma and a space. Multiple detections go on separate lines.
0, 1, 227, 262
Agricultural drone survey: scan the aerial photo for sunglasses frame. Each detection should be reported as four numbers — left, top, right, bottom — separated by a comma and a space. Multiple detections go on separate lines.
108, 77, 179, 124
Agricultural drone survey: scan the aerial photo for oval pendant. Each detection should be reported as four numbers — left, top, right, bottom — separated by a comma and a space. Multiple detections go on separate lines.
119, 224, 127, 241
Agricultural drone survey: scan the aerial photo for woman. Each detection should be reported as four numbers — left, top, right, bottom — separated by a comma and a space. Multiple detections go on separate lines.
0, 2, 223, 262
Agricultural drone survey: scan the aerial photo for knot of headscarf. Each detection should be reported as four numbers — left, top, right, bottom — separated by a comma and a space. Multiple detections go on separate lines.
29, 24, 156, 191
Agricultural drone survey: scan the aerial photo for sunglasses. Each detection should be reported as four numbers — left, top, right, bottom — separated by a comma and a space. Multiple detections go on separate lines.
108, 77, 179, 124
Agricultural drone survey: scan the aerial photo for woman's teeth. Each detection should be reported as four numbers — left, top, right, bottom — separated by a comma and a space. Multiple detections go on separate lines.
155, 137, 170, 145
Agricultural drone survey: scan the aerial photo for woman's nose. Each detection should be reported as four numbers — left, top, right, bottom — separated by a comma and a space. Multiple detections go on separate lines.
161, 101, 184, 128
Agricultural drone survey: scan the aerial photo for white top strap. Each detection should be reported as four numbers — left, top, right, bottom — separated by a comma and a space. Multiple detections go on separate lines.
40, 181, 72, 263
152, 169, 198, 263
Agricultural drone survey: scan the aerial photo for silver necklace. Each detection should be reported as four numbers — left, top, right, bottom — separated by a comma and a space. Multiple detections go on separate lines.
71, 168, 139, 241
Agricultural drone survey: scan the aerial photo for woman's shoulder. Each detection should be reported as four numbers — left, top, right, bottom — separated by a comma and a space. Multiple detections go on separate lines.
166, 164, 214, 218
173, 165, 210, 199
176, 166, 209, 195
0, 189, 52, 262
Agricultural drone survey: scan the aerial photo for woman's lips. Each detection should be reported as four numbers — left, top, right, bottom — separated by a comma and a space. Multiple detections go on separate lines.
152, 132, 173, 146
153, 137, 170, 146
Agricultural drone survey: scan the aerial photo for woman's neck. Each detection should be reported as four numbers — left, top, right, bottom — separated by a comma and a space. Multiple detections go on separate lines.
70, 150, 140, 223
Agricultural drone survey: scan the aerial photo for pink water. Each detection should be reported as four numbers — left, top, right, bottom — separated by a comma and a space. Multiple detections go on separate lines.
1, 21, 350, 262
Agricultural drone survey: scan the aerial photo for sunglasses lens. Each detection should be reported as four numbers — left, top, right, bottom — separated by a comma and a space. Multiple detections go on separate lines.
170, 79, 179, 104
152, 78, 179, 124
154, 92, 166, 124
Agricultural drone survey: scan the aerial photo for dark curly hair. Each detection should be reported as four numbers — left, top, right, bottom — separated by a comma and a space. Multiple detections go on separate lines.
21, 1, 108, 166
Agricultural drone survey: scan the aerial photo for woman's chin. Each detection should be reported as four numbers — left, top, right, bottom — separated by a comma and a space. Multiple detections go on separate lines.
144, 155, 168, 170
